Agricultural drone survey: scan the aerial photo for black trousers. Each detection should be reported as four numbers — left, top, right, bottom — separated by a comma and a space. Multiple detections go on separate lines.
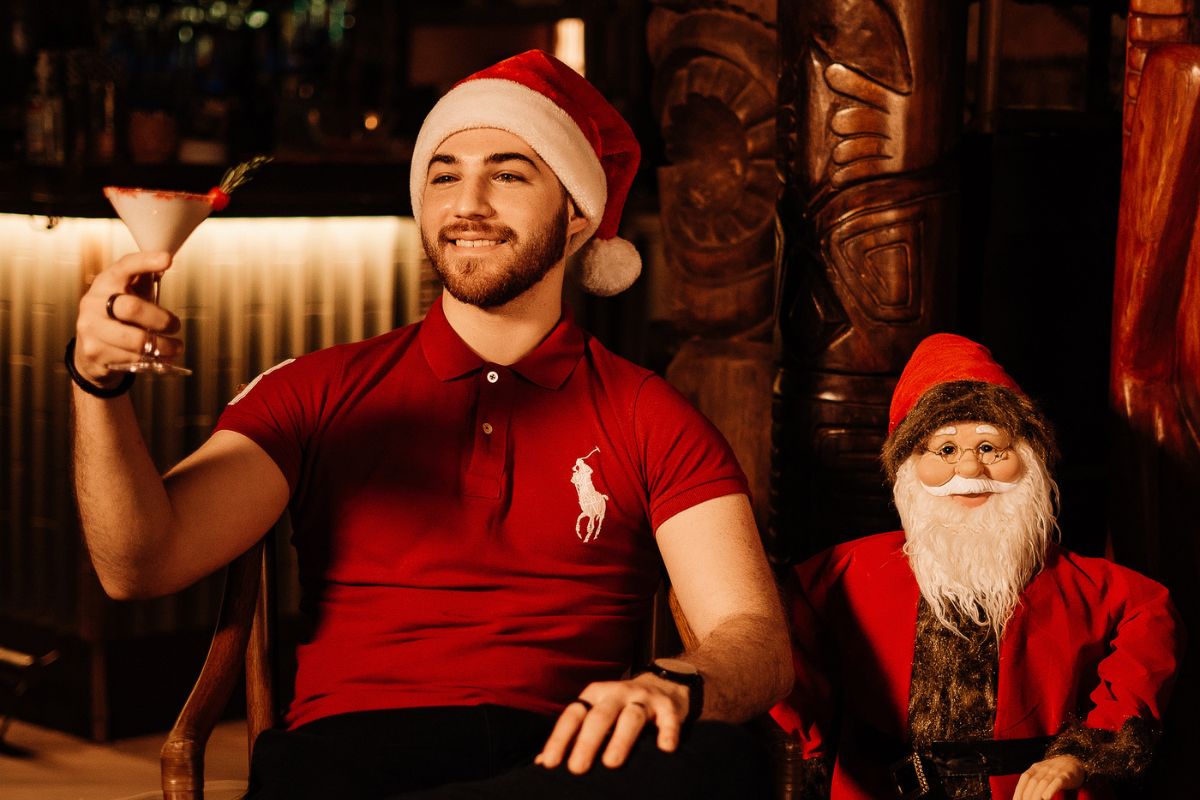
246, 705, 772, 799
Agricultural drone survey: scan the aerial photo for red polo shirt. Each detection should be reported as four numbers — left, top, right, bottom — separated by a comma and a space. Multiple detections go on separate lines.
215, 297, 748, 728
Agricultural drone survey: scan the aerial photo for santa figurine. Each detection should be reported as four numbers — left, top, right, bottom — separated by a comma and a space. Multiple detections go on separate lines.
772, 333, 1183, 800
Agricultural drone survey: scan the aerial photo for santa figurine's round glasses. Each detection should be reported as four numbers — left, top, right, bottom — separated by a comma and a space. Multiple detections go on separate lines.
924, 442, 1011, 465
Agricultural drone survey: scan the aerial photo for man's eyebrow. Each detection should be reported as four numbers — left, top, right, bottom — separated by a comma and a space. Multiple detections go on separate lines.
486, 152, 541, 170
427, 152, 541, 171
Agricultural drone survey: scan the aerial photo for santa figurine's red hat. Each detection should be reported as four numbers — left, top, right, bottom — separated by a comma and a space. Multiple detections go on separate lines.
881, 333, 1056, 479
410, 50, 642, 296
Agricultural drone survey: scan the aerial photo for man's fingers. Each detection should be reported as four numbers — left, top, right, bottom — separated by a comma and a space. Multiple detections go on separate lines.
535, 702, 588, 769
600, 702, 649, 768
101, 251, 173, 290
565, 700, 621, 774
75, 324, 183, 377
650, 693, 682, 752
98, 292, 180, 334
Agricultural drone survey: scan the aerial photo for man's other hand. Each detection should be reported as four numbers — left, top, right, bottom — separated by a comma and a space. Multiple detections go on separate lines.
534, 672, 688, 774
1013, 755, 1085, 800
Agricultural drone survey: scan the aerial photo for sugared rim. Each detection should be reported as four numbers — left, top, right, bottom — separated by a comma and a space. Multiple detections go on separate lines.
102, 186, 211, 201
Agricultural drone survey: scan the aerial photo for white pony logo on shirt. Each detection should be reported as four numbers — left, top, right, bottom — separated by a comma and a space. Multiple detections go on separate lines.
571, 447, 608, 543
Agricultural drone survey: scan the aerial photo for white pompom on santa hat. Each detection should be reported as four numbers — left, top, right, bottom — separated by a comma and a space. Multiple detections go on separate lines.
409, 49, 642, 296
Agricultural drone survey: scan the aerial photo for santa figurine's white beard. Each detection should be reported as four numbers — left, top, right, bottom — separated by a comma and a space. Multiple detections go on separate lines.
894, 441, 1059, 640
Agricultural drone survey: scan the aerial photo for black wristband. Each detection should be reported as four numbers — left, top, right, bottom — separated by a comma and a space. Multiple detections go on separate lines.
64, 338, 135, 398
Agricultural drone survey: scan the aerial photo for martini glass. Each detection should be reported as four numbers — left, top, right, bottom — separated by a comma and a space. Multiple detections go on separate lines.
103, 186, 213, 376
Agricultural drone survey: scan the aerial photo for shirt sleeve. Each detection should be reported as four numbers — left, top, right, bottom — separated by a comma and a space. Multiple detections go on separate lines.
633, 374, 749, 532
212, 348, 342, 494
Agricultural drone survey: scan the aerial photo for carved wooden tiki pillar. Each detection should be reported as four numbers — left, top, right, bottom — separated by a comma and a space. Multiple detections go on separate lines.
647, 2, 779, 533
773, 0, 965, 561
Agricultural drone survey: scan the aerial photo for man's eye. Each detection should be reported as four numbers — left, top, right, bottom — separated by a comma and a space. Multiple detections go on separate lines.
430, 174, 455, 185
938, 444, 958, 456
977, 443, 996, 454
495, 172, 524, 183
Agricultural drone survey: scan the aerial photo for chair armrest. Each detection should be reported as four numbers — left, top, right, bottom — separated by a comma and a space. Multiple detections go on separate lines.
161, 541, 265, 800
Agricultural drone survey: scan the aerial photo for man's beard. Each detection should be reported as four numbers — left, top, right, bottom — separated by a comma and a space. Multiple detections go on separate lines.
894, 441, 1059, 640
423, 201, 569, 309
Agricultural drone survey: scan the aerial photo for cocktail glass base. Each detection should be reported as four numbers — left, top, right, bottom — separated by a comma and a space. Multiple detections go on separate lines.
107, 359, 193, 376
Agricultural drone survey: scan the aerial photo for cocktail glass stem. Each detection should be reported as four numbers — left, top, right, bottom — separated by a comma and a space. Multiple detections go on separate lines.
142, 275, 163, 360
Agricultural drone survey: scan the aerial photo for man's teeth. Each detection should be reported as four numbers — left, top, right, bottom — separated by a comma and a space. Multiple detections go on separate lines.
454, 239, 502, 248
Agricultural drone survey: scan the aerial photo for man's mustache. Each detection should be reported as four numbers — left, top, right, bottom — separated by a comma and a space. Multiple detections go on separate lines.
921, 474, 1020, 497
439, 223, 516, 242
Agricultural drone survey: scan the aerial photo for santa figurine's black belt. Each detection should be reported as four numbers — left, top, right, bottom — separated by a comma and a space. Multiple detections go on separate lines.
888, 736, 1054, 799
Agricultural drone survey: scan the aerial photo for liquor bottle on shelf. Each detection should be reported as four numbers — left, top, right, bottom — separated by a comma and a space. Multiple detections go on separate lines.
25, 50, 65, 165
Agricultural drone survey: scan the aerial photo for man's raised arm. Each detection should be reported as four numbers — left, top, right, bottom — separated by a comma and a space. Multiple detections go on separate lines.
71, 251, 289, 600
536, 492, 793, 774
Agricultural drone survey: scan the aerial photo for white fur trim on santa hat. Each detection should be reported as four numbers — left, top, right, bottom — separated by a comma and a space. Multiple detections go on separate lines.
579, 236, 642, 296
410, 78, 607, 257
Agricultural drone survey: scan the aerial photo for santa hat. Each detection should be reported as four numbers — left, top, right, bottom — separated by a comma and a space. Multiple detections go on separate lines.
881, 333, 1057, 479
410, 50, 642, 296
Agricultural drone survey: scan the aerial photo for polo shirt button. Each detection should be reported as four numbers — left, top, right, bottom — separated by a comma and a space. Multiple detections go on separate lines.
486, 370, 499, 383
482, 422, 494, 435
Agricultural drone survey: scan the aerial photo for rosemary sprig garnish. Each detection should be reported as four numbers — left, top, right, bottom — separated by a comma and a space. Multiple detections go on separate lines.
218, 155, 273, 194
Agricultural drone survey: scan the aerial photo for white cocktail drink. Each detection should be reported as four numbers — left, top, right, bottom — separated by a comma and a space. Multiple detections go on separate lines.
103, 186, 214, 375
101, 157, 269, 377
104, 187, 213, 254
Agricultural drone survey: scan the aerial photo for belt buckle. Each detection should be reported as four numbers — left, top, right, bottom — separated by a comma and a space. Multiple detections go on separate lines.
890, 752, 932, 799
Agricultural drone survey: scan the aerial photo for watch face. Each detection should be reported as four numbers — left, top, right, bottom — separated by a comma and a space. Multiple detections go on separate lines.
654, 657, 699, 676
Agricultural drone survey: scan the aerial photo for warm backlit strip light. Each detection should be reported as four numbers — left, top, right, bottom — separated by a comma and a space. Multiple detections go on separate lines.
0, 213, 427, 340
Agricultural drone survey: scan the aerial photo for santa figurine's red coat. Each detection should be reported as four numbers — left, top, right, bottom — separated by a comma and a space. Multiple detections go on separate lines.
770, 531, 1182, 799
771, 334, 1183, 799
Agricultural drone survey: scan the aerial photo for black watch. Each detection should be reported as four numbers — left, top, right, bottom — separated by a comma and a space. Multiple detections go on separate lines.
644, 658, 704, 725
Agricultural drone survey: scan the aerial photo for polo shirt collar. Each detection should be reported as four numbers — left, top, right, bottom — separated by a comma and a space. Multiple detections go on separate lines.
419, 295, 584, 390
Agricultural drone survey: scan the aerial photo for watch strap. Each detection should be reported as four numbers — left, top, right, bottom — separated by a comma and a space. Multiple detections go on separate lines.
643, 660, 704, 725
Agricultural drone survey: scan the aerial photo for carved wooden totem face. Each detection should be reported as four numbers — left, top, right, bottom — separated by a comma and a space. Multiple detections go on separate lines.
779, 0, 963, 372
650, 4, 779, 339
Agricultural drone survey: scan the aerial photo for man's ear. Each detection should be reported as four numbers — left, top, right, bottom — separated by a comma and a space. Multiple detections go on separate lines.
566, 196, 589, 239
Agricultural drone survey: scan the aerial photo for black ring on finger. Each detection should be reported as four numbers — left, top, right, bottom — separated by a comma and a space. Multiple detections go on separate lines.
571, 698, 593, 713
106, 293, 123, 321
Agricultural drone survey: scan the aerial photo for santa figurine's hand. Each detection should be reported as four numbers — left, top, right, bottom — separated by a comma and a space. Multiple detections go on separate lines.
1014, 755, 1086, 799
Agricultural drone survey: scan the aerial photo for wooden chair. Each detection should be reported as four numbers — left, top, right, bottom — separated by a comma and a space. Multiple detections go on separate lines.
156, 531, 802, 800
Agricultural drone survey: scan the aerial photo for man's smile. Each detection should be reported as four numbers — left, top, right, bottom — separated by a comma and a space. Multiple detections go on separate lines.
453, 238, 505, 248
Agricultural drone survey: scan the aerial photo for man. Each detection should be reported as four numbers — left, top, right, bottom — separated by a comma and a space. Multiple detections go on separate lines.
770, 334, 1183, 800
68, 51, 791, 798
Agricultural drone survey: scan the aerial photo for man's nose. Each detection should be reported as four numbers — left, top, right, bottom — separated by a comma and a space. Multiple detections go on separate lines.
953, 449, 985, 477
453, 177, 494, 219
